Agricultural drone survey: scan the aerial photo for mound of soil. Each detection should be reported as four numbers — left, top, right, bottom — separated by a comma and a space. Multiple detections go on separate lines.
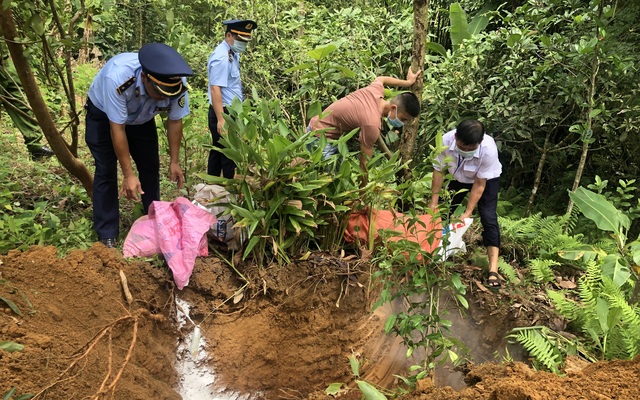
404, 356, 640, 400
1, 245, 639, 400
1, 245, 180, 399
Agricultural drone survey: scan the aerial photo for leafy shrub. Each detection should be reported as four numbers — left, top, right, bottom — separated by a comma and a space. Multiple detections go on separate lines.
200, 94, 364, 265
0, 138, 94, 255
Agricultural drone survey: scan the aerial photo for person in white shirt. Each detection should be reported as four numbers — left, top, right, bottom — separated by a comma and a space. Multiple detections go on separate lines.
429, 119, 502, 289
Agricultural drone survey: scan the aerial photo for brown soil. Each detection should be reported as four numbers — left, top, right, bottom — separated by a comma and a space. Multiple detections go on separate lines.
1, 245, 638, 400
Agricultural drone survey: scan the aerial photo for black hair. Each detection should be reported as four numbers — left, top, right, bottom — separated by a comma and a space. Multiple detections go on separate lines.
393, 92, 420, 118
456, 119, 484, 145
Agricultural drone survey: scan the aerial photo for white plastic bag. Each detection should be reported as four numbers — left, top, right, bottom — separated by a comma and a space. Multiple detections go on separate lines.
438, 218, 473, 260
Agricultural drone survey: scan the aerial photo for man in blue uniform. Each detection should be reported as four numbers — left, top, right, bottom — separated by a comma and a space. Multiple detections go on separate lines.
206, 19, 257, 178
85, 43, 193, 248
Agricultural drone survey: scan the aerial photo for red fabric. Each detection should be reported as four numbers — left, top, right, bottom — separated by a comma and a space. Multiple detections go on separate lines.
344, 210, 443, 253
123, 197, 216, 290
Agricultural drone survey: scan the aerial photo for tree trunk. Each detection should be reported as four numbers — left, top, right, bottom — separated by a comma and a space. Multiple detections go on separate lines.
566, 44, 601, 216
0, 7, 93, 196
525, 131, 551, 216
399, 0, 429, 171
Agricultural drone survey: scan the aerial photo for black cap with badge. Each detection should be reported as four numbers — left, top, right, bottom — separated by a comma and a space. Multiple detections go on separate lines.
223, 19, 258, 41
138, 43, 194, 98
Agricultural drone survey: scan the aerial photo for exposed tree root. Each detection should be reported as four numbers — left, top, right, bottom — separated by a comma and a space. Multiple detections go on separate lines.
32, 308, 163, 400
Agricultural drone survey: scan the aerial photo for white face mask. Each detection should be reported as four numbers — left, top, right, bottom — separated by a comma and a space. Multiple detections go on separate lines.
230, 40, 248, 53
454, 143, 477, 160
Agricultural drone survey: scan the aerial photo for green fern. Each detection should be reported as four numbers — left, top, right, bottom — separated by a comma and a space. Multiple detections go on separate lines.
547, 260, 640, 361
529, 259, 560, 283
498, 258, 518, 283
500, 213, 585, 261
547, 290, 579, 320
508, 327, 563, 373
577, 261, 601, 309
604, 293, 640, 358
563, 206, 581, 234
600, 276, 624, 299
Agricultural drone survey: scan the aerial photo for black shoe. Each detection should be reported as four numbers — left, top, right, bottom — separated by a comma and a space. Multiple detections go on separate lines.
28, 145, 54, 159
100, 238, 117, 248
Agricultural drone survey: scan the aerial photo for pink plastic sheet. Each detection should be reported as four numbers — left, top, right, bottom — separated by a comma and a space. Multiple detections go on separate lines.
123, 197, 216, 290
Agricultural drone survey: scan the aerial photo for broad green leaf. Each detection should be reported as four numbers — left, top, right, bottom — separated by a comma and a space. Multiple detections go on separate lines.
166, 10, 174, 29
507, 33, 521, 47
601, 255, 631, 287
455, 294, 469, 309
606, 306, 622, 334
451, 273, 463, 290
0, 341, 24, 352
298, 219, 318, 228
349, 355, 360, 377
289, 218, 301, 234
425, 41, 446, 56
595, 298, 609, 334
630, 241, 640, 265
469, 0, 503, 35
356, 380, 387, 400
325, 383, 344, 397
569, 187, 629, 233
558, 245, 603, 262
1, 0, 11, 11
243, 236, 260, 260
307, 101, 323, 119
29, 14, 44, 36
308, 44, 337, 61
383, 314, 397, 334
284, 62, 313, 74
0, 296, 22, 316
448, 349, 459, 363
335, 65, 356, 78
468, 10, 490, 35
406, 347, 414, 357
589, 109, 602, 118
449, 3, 471, 48
540, 35, 551, 47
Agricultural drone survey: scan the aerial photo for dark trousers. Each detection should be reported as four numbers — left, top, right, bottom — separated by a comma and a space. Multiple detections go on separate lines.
207, 106, 235, 178
85, 99, 160, 240
449, 178, 501, 248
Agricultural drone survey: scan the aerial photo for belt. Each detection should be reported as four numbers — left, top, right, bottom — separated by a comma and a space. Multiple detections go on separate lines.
209, 104, 229, 113
85, 98, 108, 120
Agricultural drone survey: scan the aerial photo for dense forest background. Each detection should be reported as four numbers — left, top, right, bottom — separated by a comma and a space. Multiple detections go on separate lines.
3, 0, 639, 236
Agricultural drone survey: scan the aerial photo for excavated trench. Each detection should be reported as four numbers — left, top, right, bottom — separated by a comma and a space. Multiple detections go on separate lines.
0, 245, 522, 399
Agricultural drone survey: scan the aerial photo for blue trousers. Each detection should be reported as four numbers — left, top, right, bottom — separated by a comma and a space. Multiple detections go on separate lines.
85, 99, 160, 240
448, 177, 501, 248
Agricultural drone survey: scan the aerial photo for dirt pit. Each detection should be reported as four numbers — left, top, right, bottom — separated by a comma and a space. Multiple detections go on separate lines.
1, 245, 639, 400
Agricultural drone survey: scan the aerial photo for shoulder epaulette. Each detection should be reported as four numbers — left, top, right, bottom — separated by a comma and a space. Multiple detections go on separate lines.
116, 76, 136, 95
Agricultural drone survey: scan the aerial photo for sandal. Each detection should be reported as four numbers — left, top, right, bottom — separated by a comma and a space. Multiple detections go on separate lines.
486, 271, 502, 291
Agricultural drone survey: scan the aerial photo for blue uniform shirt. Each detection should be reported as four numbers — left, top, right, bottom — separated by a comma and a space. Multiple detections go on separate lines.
207, 40, 243, 106
88, 53, 190, 125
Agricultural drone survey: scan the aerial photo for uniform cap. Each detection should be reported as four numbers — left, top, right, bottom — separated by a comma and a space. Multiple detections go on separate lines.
138, 43, 193, 98
223, 19, 258, 41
